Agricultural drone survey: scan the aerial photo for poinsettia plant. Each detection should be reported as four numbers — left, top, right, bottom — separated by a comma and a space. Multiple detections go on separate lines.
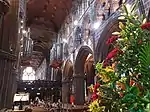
89, 1, 150, 112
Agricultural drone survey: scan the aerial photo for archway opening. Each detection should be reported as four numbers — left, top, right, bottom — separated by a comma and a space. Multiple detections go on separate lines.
52, 68, 62, 102
95, 17, 121, 62
84, 54, 95, 102
74, 46, 95, 105
62, 60, 73, 104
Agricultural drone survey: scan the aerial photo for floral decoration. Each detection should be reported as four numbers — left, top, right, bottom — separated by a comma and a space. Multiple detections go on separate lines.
89, 1, 150, 112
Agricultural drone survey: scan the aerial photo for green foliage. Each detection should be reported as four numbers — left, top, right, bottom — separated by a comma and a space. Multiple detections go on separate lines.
89, 1, 150, 112
96, 62, 103, 73
145, 103, 150, 112
139, 43, 150, 88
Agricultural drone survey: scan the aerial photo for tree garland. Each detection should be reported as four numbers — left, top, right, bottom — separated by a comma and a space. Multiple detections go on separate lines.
88, 2, 150, 112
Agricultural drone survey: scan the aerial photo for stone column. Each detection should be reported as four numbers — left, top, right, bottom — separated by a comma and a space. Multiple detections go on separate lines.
3, 60, 12, 108
11, 76, 17, 105
5, 69, 13, 108
0, 51, 16, 109
0, 0, 19, 109
62, 80, 70, 103
5, 70, 17, 108
73, 74, 85, 105
0, 60, 7, 109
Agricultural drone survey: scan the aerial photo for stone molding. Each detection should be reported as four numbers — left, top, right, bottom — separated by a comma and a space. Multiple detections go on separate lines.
0, 49, 16, 61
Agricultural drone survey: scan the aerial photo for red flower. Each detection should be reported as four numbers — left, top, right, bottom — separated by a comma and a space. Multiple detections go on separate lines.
103, 60, 108, 67
106, 36, 119, 45
136, 83, 143, 91
106, 48, 120, 60
92, 93, 98, 101
130, 79, 135, 86
119, 92, 124, 98
141, 22, 150, 30
94, 83, 100, 93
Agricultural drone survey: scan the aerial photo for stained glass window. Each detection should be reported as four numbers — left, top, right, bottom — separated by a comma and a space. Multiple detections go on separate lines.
22, 67, 35, 80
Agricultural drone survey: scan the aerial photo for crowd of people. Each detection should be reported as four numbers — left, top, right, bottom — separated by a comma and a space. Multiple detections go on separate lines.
29, 97, 62, 112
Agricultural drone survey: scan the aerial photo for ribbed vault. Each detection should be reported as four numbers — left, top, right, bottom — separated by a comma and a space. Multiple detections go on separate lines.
22, 0, 72, 69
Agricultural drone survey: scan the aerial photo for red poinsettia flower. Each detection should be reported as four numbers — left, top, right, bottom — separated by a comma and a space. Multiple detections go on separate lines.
141, 22, 150, 30
92, 93, 98, 101
106, 36, 119, 45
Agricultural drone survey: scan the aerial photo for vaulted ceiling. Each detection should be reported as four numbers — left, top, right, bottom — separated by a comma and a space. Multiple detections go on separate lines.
22, 0, 72, 69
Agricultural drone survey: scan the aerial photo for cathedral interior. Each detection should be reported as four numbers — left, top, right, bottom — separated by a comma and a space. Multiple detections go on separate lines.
0, 0, 150, 111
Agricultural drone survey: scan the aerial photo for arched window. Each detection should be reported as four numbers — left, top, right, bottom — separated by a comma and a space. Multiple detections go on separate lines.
22, 67, 35, 81
74, 27, 83, 48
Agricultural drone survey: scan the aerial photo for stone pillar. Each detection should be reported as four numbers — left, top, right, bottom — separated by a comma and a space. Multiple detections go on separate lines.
0, 0, 19, 109
0, 51, 16, 109
62, 80, 70, 103
0, 59, 7, 109
5, 71, 17, 108
2, 60, 12, 108
73, 74, 85, 105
